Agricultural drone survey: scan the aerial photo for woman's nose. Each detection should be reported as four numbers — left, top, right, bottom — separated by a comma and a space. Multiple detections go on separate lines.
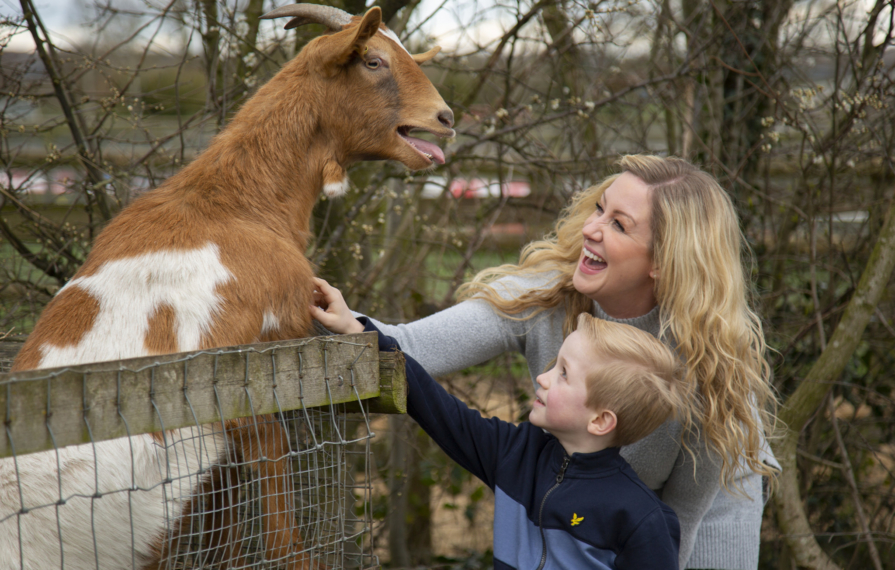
583, 215, 604, 240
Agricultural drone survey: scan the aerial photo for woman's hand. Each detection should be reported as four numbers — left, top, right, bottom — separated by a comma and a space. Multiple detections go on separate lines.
309, 277, 365, 335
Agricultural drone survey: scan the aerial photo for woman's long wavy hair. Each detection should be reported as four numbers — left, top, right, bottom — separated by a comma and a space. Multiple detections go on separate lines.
457, 154, 779, 488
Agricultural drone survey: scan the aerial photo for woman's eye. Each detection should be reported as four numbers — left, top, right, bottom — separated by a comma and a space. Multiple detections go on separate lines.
596, 203, 624, 231
365, 58, 382, 69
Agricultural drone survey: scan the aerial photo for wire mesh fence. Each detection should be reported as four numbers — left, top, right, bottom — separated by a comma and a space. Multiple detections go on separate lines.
0, 333, 400, 570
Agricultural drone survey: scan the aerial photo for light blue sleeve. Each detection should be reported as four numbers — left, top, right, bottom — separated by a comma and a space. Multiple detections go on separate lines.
355, 298, 525, 378
351, 272, 567, 387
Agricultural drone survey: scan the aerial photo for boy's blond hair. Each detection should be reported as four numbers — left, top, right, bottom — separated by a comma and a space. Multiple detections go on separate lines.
575, 313, 685, 447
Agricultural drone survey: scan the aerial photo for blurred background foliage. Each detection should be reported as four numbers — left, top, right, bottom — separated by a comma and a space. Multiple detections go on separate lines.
1, 0, 894, 568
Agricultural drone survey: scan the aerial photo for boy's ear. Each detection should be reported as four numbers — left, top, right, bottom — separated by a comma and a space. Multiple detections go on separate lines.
587, 410, 617, 437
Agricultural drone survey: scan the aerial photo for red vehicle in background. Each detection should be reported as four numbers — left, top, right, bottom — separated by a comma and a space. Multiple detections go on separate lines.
420, 176, 531, 199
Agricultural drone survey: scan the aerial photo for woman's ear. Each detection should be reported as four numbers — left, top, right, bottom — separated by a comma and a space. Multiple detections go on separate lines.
650, 268, 660, 280
587, 410, 617, 437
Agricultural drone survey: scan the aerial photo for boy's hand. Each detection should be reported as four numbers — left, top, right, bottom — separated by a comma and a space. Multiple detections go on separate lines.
309, 277, 365, 335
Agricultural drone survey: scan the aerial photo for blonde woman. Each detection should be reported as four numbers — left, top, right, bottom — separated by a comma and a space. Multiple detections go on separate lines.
364, 155, 778, 569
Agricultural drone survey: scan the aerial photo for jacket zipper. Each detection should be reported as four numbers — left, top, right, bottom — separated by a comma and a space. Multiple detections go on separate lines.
535, 455, 570, 570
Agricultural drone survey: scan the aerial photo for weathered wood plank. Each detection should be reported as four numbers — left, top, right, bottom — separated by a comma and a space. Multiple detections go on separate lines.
345, 350, 407, 415
0, 333, 391, 459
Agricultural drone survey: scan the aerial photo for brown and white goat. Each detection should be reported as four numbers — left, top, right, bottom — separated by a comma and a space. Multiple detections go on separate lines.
1, 4, 453, 569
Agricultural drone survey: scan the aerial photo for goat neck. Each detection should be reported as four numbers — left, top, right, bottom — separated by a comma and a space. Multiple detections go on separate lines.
174, 72, 326, 246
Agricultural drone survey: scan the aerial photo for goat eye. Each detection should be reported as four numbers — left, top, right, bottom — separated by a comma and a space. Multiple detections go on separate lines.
365, 58, 382, 70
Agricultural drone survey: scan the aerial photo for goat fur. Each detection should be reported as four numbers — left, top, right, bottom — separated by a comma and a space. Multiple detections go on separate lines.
1, 6, 453, 569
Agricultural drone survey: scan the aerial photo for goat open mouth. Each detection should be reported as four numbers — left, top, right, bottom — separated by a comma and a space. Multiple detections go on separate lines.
397, 126, 446, 165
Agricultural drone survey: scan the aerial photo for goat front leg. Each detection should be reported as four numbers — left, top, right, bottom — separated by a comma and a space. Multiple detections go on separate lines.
230, 415, 310, 569
200, 463, 253, 568
141, 462, 250, 570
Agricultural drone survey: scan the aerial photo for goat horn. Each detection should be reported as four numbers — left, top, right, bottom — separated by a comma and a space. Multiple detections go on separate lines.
259, 4, 353, 31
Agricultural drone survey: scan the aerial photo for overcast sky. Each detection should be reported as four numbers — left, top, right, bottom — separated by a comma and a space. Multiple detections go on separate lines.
1, 0, 506, 53
2, 0, 84, 31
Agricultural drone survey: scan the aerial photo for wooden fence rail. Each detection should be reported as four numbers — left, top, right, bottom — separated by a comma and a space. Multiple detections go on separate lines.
0, 332, 406, 459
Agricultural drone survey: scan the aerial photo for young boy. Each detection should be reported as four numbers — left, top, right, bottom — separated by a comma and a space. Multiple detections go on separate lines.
310, 278, 683, 570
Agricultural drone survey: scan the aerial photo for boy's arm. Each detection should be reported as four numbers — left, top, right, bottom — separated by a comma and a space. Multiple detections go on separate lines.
614, 507, 680, 570
361, 316, 527, 490
309, 277, 530, 489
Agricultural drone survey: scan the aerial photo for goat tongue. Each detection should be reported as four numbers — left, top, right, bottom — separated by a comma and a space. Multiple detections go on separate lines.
404, 135, 446, 165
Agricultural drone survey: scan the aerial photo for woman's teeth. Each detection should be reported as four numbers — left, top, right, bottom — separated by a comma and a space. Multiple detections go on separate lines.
583, 249, 605, 263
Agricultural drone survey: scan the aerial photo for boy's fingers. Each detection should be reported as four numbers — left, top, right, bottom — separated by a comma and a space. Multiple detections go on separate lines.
310, 303, 331, 315
309, 304, 335, 325
312, 277, 343, 303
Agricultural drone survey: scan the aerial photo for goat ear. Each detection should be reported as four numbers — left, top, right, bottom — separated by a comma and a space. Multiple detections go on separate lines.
320, 6, 382, 72
412, 46, 441, 65
353, 7, 383, 46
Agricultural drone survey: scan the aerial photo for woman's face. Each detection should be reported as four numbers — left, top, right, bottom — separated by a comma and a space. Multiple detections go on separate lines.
572, 172, 657, 319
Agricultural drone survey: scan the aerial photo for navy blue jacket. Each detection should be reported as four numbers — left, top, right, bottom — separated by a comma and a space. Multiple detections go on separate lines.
362, 319, 680, 569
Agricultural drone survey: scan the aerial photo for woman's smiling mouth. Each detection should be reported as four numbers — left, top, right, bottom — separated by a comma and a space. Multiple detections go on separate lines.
582, 247, 607, 270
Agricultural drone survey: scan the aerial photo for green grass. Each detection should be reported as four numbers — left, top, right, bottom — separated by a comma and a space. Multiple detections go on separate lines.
420, 249, 522, 303
0, 240, 59, 334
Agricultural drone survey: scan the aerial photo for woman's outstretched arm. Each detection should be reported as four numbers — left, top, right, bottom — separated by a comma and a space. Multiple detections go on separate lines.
355, 272, 566, 383
358, 298, 524, 377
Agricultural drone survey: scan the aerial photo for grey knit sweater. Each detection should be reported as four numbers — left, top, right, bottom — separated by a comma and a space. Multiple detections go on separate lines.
362, 272, 776, 569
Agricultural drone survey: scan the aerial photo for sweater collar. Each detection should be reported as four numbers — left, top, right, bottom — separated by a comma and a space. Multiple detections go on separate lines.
591, 300, 662, 338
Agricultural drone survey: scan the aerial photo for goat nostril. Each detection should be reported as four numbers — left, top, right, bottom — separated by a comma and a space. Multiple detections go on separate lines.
438, 109, 454, 129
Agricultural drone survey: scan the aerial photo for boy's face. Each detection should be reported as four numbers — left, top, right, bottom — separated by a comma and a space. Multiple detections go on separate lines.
530, 331, 599, 445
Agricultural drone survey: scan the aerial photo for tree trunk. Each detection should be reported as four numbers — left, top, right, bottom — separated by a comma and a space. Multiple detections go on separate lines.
771, 190, 895, 569
198, 0, 223, 127
712, 0, 792, 203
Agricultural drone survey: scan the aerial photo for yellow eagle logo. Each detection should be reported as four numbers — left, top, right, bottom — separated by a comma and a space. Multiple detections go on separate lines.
570, 513, 584, 526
